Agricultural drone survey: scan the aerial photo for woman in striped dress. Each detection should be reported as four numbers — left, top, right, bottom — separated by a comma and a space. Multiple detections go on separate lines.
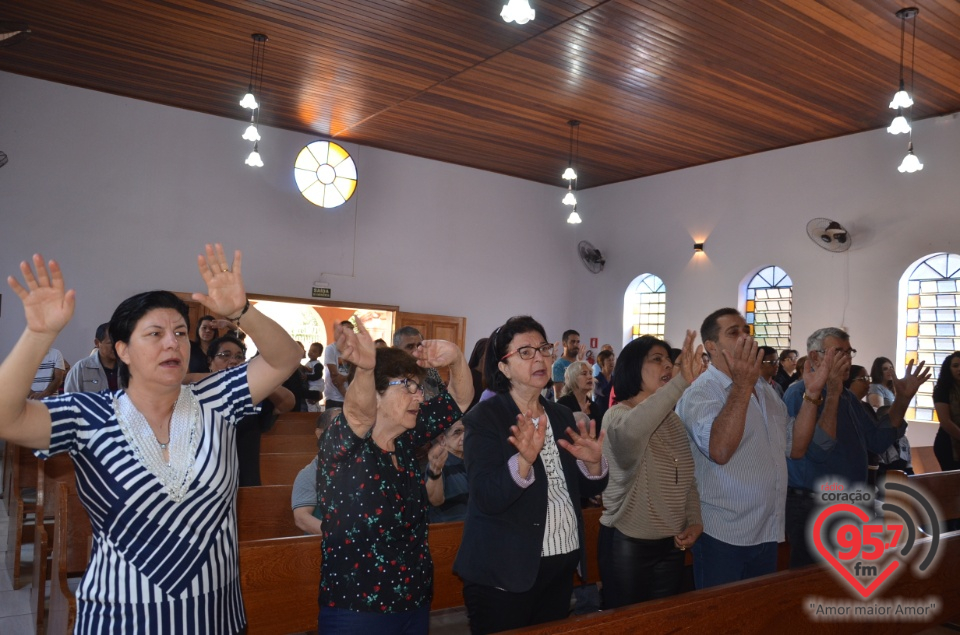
0, 244, 302, 634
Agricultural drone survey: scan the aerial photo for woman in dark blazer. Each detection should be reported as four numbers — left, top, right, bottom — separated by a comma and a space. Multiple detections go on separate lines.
453, 316, 608, 634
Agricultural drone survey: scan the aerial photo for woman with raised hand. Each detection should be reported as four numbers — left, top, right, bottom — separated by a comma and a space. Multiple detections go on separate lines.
0, 244, 302, 634
315, 319, 470, 634
598, 331, 706, 608
454, 315, 608, 635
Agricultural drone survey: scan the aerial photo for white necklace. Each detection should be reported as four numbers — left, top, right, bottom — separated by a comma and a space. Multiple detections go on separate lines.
114, 386, 201, 502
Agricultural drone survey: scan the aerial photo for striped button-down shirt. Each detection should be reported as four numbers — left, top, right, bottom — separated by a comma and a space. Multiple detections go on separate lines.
676, 365, 792, 546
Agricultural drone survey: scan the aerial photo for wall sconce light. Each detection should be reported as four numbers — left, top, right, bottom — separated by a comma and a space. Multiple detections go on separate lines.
694, 242, 705, 253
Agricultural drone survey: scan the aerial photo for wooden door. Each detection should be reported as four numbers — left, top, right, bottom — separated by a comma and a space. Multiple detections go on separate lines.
395, 312, 466, 352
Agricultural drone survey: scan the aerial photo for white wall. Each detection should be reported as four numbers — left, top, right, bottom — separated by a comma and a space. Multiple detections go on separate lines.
571, 112, 960, 445
0, 71, 579, 364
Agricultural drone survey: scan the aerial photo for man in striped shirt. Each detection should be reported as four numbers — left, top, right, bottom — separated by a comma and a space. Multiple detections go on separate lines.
677, 308, 838, 589
30, 347, 65, 399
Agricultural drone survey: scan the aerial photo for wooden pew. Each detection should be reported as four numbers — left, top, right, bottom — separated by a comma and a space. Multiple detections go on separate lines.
259, 452, 315, 486
5, 444, 40, 588
512, 530, 960, 634
239, 535, 322, 635
265, 412, 319, 436
236, 485, 301, 542
31, 455, 74, 632
885, 468, 960, 524
46, 478, 93, 635
259, 434, 318, 454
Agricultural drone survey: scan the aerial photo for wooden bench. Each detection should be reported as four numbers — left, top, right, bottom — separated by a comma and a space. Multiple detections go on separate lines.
239, 535, 322, 635
31, 455, 74, 631
885, 468, 960, 525
46, 477, 93, 635
259, 452, 315, 486
259, 434, 318, 454
236, 485, 301, 542
5, 444, 40, 589
264, 412, 319, 436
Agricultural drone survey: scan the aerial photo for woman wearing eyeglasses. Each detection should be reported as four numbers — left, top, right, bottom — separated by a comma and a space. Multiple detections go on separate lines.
315, 320, 470, 634
204, 335, 295, 486
453, 315, 608, 634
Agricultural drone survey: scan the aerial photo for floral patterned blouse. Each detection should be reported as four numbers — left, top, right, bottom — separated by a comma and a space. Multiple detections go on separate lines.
317, 390, 462, 613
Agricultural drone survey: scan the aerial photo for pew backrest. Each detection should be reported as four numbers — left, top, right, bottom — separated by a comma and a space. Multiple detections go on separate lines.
259, 434, 318, 454
259, 452, 315, 486
239, 535, 322, 635
47, 478, 93, 635
237, 485, 301, 542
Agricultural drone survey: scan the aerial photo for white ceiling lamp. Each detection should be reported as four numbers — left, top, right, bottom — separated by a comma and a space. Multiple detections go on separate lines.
561, 120, 581, 216
240, 33, 268, 166
887, 8, 922, 173
501, 0, 535, 25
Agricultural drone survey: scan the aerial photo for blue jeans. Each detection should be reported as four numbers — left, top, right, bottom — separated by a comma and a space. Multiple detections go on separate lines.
318, 605, 429, 635
691, 532, 777, 589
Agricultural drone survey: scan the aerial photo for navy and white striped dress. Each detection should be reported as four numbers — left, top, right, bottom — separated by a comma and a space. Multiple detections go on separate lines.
36, 365, 257, 634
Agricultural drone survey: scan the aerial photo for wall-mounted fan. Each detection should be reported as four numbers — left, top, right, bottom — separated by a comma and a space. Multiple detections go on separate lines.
578, 240, 605, 274
806, 218, 851, 253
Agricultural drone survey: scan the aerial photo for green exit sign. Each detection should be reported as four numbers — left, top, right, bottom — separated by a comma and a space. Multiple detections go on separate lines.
312, 286, 331, 299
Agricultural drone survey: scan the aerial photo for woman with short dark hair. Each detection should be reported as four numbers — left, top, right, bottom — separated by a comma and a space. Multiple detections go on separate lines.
315, 320, 471, 633
454, 315, 608, 634
598, 331, 705, 608
0, 244, 302, 634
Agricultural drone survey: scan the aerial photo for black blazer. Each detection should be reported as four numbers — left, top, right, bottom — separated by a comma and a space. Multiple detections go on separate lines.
453, 392, 608, 592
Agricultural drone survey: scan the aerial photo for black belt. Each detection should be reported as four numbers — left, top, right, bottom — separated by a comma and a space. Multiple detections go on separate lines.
787, 487, 816, 499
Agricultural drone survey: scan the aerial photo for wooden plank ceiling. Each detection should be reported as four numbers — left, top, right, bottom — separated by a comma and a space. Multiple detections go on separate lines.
2, 0, 960, 188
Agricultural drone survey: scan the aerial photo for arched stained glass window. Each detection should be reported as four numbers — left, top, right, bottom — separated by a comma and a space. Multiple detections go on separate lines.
745, 266, 793, 348
899, 253, 960, 423
626, 274, 665, 340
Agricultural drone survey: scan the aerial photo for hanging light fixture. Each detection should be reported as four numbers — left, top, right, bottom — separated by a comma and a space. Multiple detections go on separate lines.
561, 120, 580, 215
567, 206, 582, 224
886, 8, 922, 173
240, 33, 268, 167
245, 142, 264, 168
501, 0, 535, 25
898, 141, 923, 173
887, 8, 919, 138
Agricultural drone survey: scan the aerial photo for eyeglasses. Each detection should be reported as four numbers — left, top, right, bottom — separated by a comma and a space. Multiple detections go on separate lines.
215, 351, 246, 362
817, 347, 857, 359
501, 343, 555, 361
388, 378, 424, 395
761, 360, 780, 366
854, 375, 872, 383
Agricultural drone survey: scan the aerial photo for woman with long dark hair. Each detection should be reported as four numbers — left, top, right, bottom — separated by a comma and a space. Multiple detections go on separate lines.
933, 351, 960, 471
0, 244, 302, 633
453, 316, 607, 634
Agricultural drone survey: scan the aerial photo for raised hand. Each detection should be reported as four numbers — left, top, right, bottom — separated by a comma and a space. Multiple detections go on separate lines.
557, 418, 605, 466
676, 329, 706, 384
508, 410, 547, 466
413, 340, 464, 369
191, 244, 247, 318
335, 319, 376, 371
8, 254, 76, 336
723, 335, 762, 389
893, 360, 931, 400
427, 443, 448, 475
804, 348, 846, 395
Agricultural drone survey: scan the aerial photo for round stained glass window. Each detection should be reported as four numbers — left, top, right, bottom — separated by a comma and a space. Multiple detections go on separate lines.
294, 141, 357, 208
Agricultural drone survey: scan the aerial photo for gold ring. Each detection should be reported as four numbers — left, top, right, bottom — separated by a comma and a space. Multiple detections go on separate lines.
221, 268, 230, 273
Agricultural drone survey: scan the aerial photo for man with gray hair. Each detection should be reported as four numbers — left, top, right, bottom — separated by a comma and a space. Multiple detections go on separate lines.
783, 326, 930, 568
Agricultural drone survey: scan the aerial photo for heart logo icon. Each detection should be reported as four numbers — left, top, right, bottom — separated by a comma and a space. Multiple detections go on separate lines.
812, 503, 901, 599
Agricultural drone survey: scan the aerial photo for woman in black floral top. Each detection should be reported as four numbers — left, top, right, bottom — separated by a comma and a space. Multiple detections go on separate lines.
316, 320, 472, 633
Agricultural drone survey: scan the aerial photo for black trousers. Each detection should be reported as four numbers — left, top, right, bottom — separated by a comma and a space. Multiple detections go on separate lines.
462, 551, 579, 635
597, 525, 685, 609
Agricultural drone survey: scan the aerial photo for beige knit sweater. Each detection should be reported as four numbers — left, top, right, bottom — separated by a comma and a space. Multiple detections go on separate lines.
600, 374, 702, 539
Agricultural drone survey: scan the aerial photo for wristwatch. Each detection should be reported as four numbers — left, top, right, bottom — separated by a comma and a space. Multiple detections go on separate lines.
427, 469, 442, 480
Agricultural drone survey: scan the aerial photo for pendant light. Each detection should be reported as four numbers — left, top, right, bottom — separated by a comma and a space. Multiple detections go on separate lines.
887, 8, 924, 173
240, 33, 268, 167
562, 120, 580, 216
501, 0, 535, 25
